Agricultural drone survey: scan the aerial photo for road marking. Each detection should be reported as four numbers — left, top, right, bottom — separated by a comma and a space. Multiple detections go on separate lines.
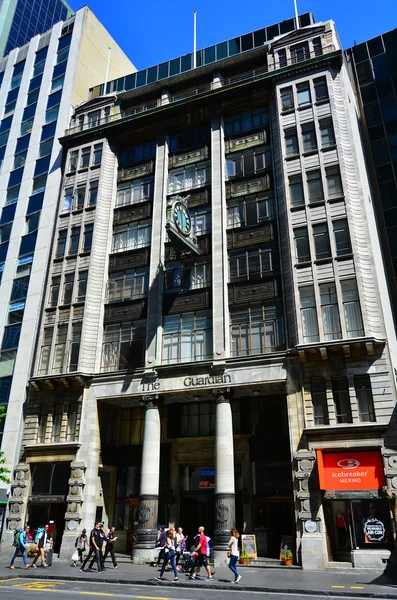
80, 593, 114, 597
13, 581, 64, 591
350, 586, 364, 589
331, 585, 345, 588
137, 597, 169, 600
0, 578, 19, 583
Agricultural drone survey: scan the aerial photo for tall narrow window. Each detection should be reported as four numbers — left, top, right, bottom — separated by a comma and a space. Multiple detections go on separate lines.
320, 283, 342, 340
62, 273, 74, 305
83, 223, 93, 252
63, 188, 73, 213
48, 276, 61, 307
281, 87, 294, 110
341, 279, 364, 337
67, 403, 79, 441
80, 147, 90, 168
319, 118, 336, 148
296, 82, 311, 106
88, 181, 98, 207
294, 227, 310, 263
69, 227, 80, 255
332, 378, 352, 423
38, 327, 53, 375
310, 380, 329, 425
313, 223, 331, 260
53, 325, 68, 374
313, 77, 329, 102
307, 170, 324, 203
278, 48, 287, 68
55, 230, 67, 258
326, 166, 343, 198
333, 219, 352, 256
52, 405, 64, 442
76, 271, 88, 302
69, 323, 81, 371
93, 143, 103, 165
301, 122, 317, 152
74, 186, 85, 210
291, 43, 310, 65
69, 150, 78, 172
285, 128, 299, 156
354, 375, 376, 422
300, 287, 319, 343
163, 311, 213, 364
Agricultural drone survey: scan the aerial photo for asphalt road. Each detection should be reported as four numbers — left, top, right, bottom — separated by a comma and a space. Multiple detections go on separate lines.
0, 578, 380, 600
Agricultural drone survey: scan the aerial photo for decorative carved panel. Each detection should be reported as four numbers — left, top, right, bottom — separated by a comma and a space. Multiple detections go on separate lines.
163, 290, 210, 314
226, 174, 272, 199
169, 147, 208, 168
165, 235, 211, 261
109, 248, 150, 272
228, 280, 277, 305
113, 202, 152, 225
227, 223, 274, 249
225, 130, 268, 153
118, 161, 154, 182
104, 299, 147, 324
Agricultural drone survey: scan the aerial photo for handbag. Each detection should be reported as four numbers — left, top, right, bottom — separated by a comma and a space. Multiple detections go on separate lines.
72, 549, 79, 562
227, 551, 231, 558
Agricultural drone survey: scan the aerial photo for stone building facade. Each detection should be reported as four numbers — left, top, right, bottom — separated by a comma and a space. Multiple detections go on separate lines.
5, 14, 397, 569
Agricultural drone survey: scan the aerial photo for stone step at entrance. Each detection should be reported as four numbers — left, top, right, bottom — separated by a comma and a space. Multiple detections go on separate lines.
239, 556, 301, 569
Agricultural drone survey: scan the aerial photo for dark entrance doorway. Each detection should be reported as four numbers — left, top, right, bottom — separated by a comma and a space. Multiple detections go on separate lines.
179, 491, 214, 543
27, 501, 66, 554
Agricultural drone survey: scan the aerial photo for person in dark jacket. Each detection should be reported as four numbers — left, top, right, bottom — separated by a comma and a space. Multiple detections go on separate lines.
103, 526, 119, 569
88, 523, 108, 571
80, 523, 103, 573
153, 526, 166, 567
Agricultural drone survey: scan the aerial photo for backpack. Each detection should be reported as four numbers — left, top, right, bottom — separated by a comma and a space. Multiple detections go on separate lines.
13, 531, 21, 547
34, 527, 44, 543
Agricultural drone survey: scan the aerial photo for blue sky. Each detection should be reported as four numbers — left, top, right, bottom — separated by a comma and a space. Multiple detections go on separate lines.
72, 0, 397, 71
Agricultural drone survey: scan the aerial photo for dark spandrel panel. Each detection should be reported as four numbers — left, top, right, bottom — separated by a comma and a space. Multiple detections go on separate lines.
241, 33, 254, 52
380, 96, 397, 121
27, 192, 44, 215
357, 60, 374, 86
364, 101, 382, 127
376, 77, 394, 99
229, 38, 241, 56
379, 180, 397, 210
196, 50, 203, 67
368, 36, 384, 57
0, 116, 12, 132
299, 13, 312, 27
35, 46, 48, 65
13, 60, 25, 76
0, 376, 12, 405
117, 77, 126, 92
353, 42, 369, 64
28, 74, 42, 93
19, 232, 37, 257
58, 32, 72, 52
1, 325, 21, 351
371, 138, 390, 166
34, 155, 51, 177
204, 46, 215, 64
6, 88, 19, 104
8, 168, 23, 189
52, 60, 67, 80
266, 24, 279, 41
385, 207, 397, 228
41, 122, 56, 142
216, 42, 228, 60
181, 54, 192, 73
0, 242, 8, 263
47, 89, 62, 109
373, 54, 389, 80
147, 66, 158, 83
136, 70, 147, 87
386, 119, 397, 137
22, 102, 36, 122
280, 18, 295, 34
361, 83, 377, 104
0, 204, 16, 225
158, 63, 169, 80
254, 28, 266, 47
368, 123, 385, 142
376, 163, 394, 182
124, 73, 136, 90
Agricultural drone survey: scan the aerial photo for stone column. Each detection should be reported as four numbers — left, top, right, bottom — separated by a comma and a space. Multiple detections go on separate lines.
213, 388, 235, 564
134, 396, 161, 564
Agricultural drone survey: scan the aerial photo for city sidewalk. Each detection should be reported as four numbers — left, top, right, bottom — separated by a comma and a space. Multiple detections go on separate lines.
0, 558, 397, 597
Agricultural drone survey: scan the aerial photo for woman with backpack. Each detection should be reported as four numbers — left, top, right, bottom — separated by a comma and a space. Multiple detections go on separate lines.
10, 525, 30, 569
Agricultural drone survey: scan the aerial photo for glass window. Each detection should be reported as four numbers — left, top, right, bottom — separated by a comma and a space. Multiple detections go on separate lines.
313, 37, 323, 57
73, 186, 85, 210
20, 119, 33, 136
69, 227, 81, 255
307, 169, 324, 203
33, 60, 45, 78
93, 144, 103, 165
190, 206, 211, 236
83, 223, 93, 252
69, 323, 81, 372
39, 138, 53, 158
296, 82, 311, 106
289, 175, 304, 207
2, 324, 21, 351
281, 87, 294, 111
224, 107, 268, 135
56, 46, 69, 64
53, 325, 68, 374
310, 380, 329, 425
109, 268, 149, 300
80, 147, 90, 168
76, 271, 88, 302
278, 48, 287, 67
226, 156, 243, 178
48, 276, 61, 307
112, 221, 151, 252
163, 310, 212, 364
32, 174, 47, 195
227, 193, 274, 227
55, 229, 67, 258
62, 273, 74, 305
88, 181, 98, 207
69, 150, 78, 172
116, 178, 153, 206
320, 283, 342, 340
341, 279, 364, 338
51, 75, 64, 92
229, 247, 272, 281
0, 223, 11, 244
62, 188, 73, 213
300, 287, 319, 343
301, 122, 317, 152
168, 162, 210, 194
45, 106, 59, 124
8, 302, 25, 324
294, 227, 310, 263
319, 118, 336, 148
88, 110, 100, 128
314, 77, 329, 102
313, 222, 331, 260
101, 320, 146, 371
332, 378, 352, 423
230, 303, 284, 356
285, 128, 299, 156
333, 219, 351, 256
15, 134, 30, 154
291, 42, 310, 64
13, 151, 27, 170
354, 375, 376, 422
4, 100, 16, 116
25, 212, 40, 234
326, 166, 343, 198
38, 327, 53, 375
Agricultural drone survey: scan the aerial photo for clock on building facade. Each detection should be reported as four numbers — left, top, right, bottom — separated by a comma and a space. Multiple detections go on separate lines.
166, 196, 198, 253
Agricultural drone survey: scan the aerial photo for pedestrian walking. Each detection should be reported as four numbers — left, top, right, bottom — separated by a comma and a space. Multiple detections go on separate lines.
154, 530, 178, 582
10, 525, 30, 570
189, 526, 213, 581
88, 523, 108, 571
73, 529, 89, 566
153, 525, 166, 567
31, 523, 49, 568
175, 527, 187, 567
227, 528, 241, 584
80, 523, 103, 573
103, 526, 119, 569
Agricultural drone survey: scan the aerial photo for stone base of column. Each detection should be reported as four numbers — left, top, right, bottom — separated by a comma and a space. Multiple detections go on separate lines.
135, 495, 158, 551
213, 493, 235, 552
133, 545, 159, 564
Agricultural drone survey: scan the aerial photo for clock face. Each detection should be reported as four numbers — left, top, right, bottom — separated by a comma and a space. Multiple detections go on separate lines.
173, 202, 191, 236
